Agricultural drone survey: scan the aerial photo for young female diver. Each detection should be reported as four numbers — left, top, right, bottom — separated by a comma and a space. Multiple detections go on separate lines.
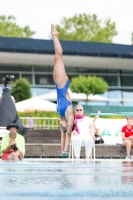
51, 24, 74, 157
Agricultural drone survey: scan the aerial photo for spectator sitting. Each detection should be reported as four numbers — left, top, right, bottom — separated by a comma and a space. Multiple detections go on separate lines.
27, 116, 34, 128
72, 105, 95, 161
1, 124, 25, 160
93, 111, 104, 144
121, 116, 133, 160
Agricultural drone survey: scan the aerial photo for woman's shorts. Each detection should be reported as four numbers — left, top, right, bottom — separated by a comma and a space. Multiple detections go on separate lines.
2, 152, 11, 160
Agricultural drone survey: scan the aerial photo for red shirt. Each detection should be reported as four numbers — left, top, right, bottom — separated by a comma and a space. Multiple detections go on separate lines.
121, 125, 133, 138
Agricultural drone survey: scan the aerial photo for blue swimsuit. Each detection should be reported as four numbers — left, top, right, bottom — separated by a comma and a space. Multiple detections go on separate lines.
55, 79, 72, 118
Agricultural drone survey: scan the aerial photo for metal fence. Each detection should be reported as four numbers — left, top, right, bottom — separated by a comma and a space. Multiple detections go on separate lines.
20, 117, 60, 129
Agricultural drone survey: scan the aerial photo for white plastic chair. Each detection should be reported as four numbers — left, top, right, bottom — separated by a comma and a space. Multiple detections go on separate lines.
69, 134, 95, 162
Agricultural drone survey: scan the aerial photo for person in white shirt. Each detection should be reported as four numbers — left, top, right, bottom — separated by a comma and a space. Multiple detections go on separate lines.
72, 105, 95, 160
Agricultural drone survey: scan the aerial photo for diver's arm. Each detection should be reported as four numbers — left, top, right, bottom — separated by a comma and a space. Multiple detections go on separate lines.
67, 115, 74, 136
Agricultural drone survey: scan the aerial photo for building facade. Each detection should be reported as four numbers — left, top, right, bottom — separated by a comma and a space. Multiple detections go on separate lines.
0, 37, 133, 106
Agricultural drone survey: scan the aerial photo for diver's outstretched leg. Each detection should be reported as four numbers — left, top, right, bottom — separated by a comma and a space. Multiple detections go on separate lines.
51, 24, 68, 88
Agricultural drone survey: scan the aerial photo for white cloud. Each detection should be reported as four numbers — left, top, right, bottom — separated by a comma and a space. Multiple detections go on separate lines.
0, 0, 133, 44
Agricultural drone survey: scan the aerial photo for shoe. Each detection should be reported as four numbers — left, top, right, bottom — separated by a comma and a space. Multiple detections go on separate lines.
61, 151, 68, 157
125, 156, 131, 160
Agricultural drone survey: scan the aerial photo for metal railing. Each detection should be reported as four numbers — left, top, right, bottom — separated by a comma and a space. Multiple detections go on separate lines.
20, 117, 60, 129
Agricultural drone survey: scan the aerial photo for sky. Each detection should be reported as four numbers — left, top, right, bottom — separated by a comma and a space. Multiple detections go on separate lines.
0, 0, 133, 45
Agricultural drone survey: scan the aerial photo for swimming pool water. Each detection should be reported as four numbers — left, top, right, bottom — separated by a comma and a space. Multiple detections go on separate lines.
0, 159, 133, 200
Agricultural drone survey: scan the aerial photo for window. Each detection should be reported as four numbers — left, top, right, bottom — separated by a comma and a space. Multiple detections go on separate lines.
107, 70, 119, 73
121, 76, 133, 87
106, 76, 118, 86
122, 90, 133, 106
0, 65, 19, 71
19, 66, 32, 71
98, 75, 118, 86
31, 87, 54, 97
34, 66, 49, 72
35, 75, 50, 85
78, 68, 106, 73
49, 75, 54, 85
108, 90, 122, 99
66, 67, 78, 73
0, 65, 32, 72
121, 70, 133, 75
106, 90, 122, 106
122, 90, 133, 99
22, 74, 32, 84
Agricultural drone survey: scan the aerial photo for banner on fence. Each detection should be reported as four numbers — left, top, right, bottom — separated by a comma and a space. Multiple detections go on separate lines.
94, 118, 127, 144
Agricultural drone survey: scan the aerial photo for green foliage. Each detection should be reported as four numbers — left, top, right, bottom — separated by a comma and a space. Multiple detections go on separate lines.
89, 115, 125, 119
0, 15, 35, 38
55, 13, 117, 43
18, 111, 124, 120
18, 111, 59, 118
11, 78, 32, 102
70, 75, 108, 101
19, 111, 124, 119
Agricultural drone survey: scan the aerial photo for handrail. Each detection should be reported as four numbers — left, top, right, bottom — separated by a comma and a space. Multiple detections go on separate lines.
20, 117, 60, 129
20, 117, 60, 119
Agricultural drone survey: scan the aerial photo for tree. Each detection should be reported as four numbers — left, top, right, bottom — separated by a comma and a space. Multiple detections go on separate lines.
0, 15, 35, 38
55, 13, 117, 43
70, 75, 108, 103
11, 78, 32, 102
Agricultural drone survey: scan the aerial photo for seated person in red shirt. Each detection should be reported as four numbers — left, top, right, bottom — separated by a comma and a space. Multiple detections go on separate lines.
121, 116, 133, 160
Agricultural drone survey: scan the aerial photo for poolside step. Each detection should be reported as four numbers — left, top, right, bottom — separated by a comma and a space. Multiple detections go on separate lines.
24, 129, 61, 143
24, 144, 133, 158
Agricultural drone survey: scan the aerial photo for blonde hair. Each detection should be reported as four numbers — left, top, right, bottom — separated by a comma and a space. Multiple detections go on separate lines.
126, 116, 133, 120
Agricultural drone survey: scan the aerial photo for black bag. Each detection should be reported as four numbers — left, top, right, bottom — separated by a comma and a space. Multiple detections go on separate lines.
95, 134, 104, 144
0, 88, 28, 135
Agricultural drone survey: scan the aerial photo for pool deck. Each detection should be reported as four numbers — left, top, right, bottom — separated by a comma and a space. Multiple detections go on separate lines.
0, 158, 132, 162
24, 143, 133, 158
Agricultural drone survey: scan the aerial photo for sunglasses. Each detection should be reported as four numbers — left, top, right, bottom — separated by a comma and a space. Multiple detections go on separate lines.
76, 109, 83, 111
